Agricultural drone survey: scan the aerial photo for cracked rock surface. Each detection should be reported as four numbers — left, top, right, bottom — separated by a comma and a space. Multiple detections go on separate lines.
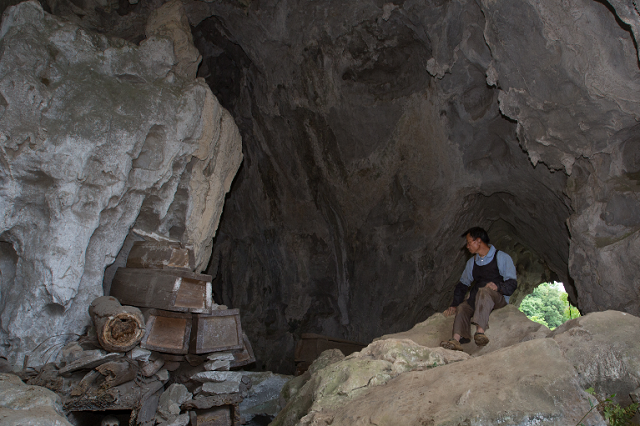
275, 308, 640, 426
0, 1, 241, 366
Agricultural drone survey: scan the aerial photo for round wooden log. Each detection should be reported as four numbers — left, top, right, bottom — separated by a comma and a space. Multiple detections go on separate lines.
89, 296, 145, 353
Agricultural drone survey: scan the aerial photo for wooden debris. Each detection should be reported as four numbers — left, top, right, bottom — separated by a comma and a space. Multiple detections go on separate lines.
69, 370, 101, 397
89, 296, 146, 353
96, 359, 138, 389
140, 358, 164, 377
140, 310, 192, 354
136, 387, 162, 425
185, 354, 205, 367
111, 268, 213, 314
126, 241, 195, 271
59, 352, 123, 376
192, 406, 232, 426
64, 377, 163, 412
161, 354, 186, 362
229, 333, 256, 369
181, 393, 242, 411
190, 310, 243, 354
26, 363, 63, 392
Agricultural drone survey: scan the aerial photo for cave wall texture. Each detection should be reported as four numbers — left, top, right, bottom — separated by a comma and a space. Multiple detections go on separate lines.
1, 0, 640, 373
0, 0, 242, 366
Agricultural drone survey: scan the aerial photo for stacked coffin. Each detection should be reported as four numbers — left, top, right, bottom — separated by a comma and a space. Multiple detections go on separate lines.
111, 241, 248, 359
107, 240, 255, 425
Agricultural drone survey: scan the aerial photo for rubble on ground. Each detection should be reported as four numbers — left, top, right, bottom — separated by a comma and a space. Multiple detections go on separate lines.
4, 239, 296, 426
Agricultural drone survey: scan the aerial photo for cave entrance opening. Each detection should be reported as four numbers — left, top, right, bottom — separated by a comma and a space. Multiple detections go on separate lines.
518, 281, 581, 330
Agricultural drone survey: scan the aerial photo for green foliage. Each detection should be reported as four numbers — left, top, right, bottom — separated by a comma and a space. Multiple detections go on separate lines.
602, 399, 640, 426
577, 387, 639, 426
519, 282, 580, 329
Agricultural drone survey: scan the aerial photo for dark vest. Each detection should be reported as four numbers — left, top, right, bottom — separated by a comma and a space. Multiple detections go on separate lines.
467, 251, 503, 310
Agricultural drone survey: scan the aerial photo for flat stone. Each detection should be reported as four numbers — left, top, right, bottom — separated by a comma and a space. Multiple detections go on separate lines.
163, 361, 181, 372
141, 358, 165, 377
157, 384, 192, 420
203, 360, 230, 371
200, 381, 240, 395
274, 337, 602, 425
157, 413, 190, 426
239, 372, 293, 421
128, 347, 152, 362
155, 369, 170, 382
207, 352, 235, 361
59, 342, 84, 366
191, 371, 242, 383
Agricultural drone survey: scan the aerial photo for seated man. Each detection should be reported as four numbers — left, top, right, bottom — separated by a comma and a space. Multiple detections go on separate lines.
441, 227, 517, 351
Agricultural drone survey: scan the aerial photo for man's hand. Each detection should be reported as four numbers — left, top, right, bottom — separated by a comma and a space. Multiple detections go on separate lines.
486, 282, 498, 291
443, 306, 457, 317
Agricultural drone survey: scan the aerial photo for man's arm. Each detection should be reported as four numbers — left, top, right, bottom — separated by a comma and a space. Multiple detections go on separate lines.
496, 251, 517, 296
451, 281, 469, 307
446, 258, 474, 313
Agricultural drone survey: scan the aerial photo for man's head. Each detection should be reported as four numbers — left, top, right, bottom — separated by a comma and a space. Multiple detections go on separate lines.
462, 227, 490, 255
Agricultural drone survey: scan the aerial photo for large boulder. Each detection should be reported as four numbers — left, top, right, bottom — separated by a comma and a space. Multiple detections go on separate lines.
306, 338, 601, 426
377, 304, 550, 356
551, 310, 640, 405
276, 309, 640, 425
0, 373, 73, 425
273, 339, 470, 426
0, 1, 241, 366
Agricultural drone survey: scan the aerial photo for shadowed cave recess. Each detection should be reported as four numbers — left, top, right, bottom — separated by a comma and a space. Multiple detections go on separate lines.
3, 0, 640, 376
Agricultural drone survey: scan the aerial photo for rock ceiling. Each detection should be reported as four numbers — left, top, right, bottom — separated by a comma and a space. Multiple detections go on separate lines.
1, 0, 640, 373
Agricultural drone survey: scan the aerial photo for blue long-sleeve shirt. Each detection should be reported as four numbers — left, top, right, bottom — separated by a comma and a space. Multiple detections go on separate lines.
454, 245, 517, 305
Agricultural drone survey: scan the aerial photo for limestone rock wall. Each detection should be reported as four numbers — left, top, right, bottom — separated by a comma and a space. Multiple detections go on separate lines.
189, 0, 572, 372
0, 1, 241, 366
480, 0, 640, 315
187, 0, 640, 372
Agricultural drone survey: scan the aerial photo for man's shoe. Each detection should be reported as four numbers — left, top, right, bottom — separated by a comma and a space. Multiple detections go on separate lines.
474, 332, 489, 346
440, 339, 463, 351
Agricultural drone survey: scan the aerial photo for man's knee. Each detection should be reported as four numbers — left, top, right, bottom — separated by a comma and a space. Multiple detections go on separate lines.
478, 286, 492, 297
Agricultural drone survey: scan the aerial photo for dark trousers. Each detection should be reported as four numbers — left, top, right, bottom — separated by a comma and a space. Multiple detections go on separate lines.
453, 286, 507, 339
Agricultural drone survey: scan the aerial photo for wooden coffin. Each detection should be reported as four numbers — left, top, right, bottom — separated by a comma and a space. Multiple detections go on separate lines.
190, 310, 244, 354
229, 333, 256, 368
141, 310, 192, 354
191, 406, 232, 426
126, 241, 195, 271
294, 333, 367, 375
111, 268, 212, 314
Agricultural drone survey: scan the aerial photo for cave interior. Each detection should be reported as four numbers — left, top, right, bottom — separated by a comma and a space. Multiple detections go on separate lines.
1, 0, 640, 375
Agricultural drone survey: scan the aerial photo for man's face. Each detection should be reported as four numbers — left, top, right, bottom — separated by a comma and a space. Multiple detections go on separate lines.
466, 234, 481, 254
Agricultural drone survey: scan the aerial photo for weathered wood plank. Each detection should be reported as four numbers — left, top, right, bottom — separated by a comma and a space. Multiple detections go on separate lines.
193, 406, 232, 426
190, 310, 243, 354
126, 241, 195, 270
111, 268, 213, 313
141, 310, 192, 354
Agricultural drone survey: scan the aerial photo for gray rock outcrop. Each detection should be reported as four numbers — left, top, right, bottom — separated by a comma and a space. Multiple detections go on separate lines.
0, 1, 242, 366
187, 0, 640, 372
480, 0, 640, 316
0, 373, 73, 425
275, 308, 640, 425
